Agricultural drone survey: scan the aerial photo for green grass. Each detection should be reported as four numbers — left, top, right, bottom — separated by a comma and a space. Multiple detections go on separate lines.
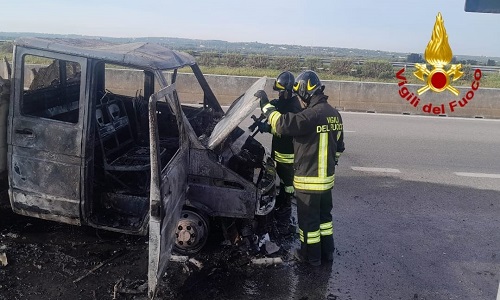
470, 72, 500, 88
0, 53, 12, 62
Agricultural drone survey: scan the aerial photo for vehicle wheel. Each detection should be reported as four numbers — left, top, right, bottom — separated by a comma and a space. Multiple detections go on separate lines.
174, 208, 210, 255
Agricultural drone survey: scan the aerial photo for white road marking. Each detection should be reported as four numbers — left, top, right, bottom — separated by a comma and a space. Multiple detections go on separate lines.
341, 111, 500, 122
351, 167, 401, 173
454, 172, 500, 179
344, 130, 356, 133
496, 280, 500, 300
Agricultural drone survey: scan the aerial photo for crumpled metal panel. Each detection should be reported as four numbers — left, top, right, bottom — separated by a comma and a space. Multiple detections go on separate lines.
15, 37, 196, 71
187, 148, 256, 218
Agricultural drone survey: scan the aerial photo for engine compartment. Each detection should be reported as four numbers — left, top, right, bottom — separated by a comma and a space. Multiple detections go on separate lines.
182, 104, 267, 184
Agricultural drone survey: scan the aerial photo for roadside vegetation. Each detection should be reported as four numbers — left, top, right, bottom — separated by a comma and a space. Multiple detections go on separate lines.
179, 51, 500, 88
186, 52, 500, 88
2, 41, 499, 88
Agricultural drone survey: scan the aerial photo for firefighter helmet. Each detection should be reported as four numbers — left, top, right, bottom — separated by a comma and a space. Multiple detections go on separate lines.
273, 71, 295, 92
293, 70, 323, 102
273, 71, 295, 100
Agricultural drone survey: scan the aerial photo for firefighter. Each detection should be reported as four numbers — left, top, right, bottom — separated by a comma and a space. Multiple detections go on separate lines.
258, 71, 302, 236
254, 70, 345, 266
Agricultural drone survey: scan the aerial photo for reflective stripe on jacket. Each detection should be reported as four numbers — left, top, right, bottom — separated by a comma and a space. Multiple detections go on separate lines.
267, 93, 345, 193
270, 96, 302, 164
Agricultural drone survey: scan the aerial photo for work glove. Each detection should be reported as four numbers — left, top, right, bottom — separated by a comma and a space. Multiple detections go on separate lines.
257, 121, 271, 133
335, 152, 341, 165
255, 90, 275, 118
255, 90, 269, 108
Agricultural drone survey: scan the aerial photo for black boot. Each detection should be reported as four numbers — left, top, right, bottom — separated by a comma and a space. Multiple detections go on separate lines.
274, 206, 292, 236
321, 238, 335, 262
305, 243, 321, 267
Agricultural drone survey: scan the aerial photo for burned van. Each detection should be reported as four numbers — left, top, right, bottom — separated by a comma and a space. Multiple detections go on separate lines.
3, 38, 275, 296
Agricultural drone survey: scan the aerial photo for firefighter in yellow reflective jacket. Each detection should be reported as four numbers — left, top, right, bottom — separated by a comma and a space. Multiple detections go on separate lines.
254, 70, 345, 266
258, 71, 302, 235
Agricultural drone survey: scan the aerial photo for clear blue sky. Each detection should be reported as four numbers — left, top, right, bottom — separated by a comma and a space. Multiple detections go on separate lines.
1, 0, 500, 57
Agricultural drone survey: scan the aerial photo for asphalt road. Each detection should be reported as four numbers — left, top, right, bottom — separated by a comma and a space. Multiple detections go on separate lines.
2, 110, 499, 300
240, 111, 500, 300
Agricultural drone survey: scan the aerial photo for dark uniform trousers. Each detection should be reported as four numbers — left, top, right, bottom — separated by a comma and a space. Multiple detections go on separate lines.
296, 190, 334, 264
275, 161, 294, 208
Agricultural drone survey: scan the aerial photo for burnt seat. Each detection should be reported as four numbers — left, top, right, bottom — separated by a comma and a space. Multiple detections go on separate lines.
95, 92, 166, 192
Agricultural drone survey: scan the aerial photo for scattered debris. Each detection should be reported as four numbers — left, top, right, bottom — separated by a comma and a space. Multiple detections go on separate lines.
112, 279, 147, 299
258, 233, 271, 249
264, 240, 280, 255
73, 249, 127, 283
169, 255, 204, 271
256, 233, 280, 254
220, 240, 232, 246
288, 246, 307, 263
188, 258, 203, 270
251, 257, 283, 265
0, 252, 7, 267
5, 233, 19, 239
170, 255, 189, 263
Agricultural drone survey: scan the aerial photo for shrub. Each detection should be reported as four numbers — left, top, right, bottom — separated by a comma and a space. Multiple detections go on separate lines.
330, 59, 354, 75
361, 60, 394, 79
272, 56, 301, 72
0, 42, 13, 54
199, 52, 219, 67
303, 57, 322, 71
246, 54, 269, 69
223, 53, 244, 68
460, 64, 473, 82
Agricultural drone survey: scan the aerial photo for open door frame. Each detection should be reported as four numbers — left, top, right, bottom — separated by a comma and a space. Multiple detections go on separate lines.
147, 82, 189, 298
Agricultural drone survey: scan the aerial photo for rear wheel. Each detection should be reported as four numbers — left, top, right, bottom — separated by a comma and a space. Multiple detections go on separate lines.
174, 208, 210, 255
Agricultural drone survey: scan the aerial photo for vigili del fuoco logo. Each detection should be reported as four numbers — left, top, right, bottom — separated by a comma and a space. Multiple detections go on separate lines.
395, 12, 482, 115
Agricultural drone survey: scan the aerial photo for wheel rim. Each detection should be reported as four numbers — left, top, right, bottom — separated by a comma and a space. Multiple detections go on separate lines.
174, 209, 209, 255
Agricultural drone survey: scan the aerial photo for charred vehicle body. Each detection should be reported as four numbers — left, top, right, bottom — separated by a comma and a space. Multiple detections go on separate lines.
0, 38, 276, 296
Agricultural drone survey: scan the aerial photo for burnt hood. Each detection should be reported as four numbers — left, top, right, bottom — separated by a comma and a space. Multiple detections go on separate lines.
206, 77, 268, 149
